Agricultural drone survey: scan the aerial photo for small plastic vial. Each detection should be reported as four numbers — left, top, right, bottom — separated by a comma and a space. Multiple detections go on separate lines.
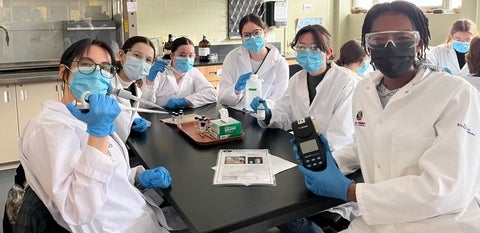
173, 112, 180, 124
178, 109, 184, 124
257, 100, 266, 120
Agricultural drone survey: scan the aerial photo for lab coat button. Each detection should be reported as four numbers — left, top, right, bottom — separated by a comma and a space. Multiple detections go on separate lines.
376, 164, 381, 168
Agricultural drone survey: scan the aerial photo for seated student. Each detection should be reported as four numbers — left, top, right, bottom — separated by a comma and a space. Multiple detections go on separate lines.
141, 37, 217, 109
427, 18, 478, 75
111, 36, 155, 142
335, 39, 372, 76
218, 13, 289, 111
251, 24, 359, 151
462, 35, 480, 90
19, 38, 181, 232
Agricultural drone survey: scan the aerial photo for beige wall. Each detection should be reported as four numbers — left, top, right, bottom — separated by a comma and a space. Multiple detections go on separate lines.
136, 0, 480, 56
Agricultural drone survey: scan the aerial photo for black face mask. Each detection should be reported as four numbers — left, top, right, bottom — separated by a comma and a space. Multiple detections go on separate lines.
370, 43, 415, 78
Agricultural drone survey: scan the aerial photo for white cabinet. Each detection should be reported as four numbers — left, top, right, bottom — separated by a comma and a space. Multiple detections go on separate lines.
0, 81, 60, 169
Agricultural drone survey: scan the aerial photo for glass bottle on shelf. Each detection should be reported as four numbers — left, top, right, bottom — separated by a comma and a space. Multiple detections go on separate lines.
162, 34, 173, 60
198, 34, 211, 62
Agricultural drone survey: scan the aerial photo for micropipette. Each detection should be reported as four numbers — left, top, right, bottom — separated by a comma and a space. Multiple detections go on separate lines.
110, 88, 164, 109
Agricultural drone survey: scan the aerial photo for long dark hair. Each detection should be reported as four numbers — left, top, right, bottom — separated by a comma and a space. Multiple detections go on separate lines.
171, 37, 194, 53
336, 39, 366, 66
290, 24, 333, 59
239, 13, 267, 35
116, 36, 156, 70
467, 36, 480, 76
361, 1, 430, 60
60, 38, 115, 82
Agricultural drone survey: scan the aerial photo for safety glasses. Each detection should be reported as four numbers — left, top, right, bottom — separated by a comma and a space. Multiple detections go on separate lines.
241, 29, 264, 40
293, 44, 323, 53
365, 31, 420, 49
71, 57, 117, 78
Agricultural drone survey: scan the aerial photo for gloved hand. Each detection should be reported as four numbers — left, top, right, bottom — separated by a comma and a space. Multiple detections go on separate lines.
165, 97, 188, 109
234, 72, 253, 92
442, 66, 452, 74
293, 134, 354, 202
131, 117, 147, 133
138, 167, 172, 189
67, 94, 121, 137
250, 97, 271, 117
147, 59, 168, 82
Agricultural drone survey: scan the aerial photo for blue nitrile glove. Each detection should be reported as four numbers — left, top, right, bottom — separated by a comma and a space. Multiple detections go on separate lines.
442, 66, 452, 74
131, 117, 147, 132
234, 72, 253, 92
293, 134, 354, 202
67, 94, 121, 137
250, 97, 271, 117
147, 59, 168, 82
138, 167, 172, 189
165, 97, 188, 109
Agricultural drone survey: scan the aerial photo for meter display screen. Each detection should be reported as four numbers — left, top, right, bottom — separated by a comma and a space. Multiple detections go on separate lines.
299, 139, 319, 154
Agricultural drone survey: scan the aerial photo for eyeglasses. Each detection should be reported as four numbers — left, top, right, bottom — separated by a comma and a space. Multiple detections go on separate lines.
365, 31, 420, 49
69, 58, 117, 78
293, 44, 322, 53
125, 49, 154, 64
241, 29, 264, 40
175, 52, 196, 59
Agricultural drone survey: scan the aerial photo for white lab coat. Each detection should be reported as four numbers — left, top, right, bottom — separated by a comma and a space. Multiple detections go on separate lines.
19, 101, 172, 233
427, 43, 469, 75
218, 43, 289, 111
259, 63, 359, 151
140, 67, 216, 108
334, 69, 480, 232
111, 74, 142, 142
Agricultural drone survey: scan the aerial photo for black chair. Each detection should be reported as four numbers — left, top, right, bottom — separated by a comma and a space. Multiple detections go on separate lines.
289, 64, 303, 78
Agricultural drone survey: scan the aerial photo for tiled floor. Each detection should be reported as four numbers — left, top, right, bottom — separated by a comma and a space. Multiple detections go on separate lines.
0, 168, 281, 233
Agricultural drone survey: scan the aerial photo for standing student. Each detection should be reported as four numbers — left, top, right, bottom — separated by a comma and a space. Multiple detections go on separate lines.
112, 36, 155, 142
295, 1, 480, 232
336, 39, 372, 76
218, 13, 288, 111
251, 24, 359, 151
19, 38, 180, 232
141, 37, 217, 109
427, 18, 478, 75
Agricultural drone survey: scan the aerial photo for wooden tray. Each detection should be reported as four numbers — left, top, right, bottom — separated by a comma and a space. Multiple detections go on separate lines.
177, 121, 244, 146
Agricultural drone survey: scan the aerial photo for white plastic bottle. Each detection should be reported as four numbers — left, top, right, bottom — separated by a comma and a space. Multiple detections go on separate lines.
257, 99, 266, 120
244, 74, 262, 111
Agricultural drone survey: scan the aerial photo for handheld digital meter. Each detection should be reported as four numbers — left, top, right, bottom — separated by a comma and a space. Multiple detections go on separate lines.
291, 116, 327, 171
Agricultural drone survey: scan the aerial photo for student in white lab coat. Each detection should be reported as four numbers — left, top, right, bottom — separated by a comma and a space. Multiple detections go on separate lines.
251, 24, 359, 151
218, 13, 289, 111
294, 2, 480, 232
112, 36, 155, 142
141, 37, 216, 109
19, 38, 183, 233
336, 39, 372, 77
427, 18, 478, 75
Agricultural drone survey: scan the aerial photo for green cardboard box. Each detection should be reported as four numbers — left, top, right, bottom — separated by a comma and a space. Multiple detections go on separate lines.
209, 117, 242, 139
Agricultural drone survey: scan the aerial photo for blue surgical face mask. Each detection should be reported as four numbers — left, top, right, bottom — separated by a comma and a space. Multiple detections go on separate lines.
69, 69, 111, 100
357, 59, 371, 75
243, 36, 265, 53
174, 57, 194, 74
123, 56, 152, 81
452, 40, 470, 53
296, 51, 324, 72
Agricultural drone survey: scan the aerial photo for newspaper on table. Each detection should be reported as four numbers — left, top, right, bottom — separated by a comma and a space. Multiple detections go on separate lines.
213, 149, 276, 186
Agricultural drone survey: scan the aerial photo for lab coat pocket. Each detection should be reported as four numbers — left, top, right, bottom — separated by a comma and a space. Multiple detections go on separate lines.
391, 133, 434, 176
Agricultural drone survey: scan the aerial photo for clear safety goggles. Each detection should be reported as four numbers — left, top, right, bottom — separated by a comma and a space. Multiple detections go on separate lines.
365, 31, 420, 49
70, 58, 117, 78
124, 49, 154, 64
241, 29, 264, 40
293, 44, 323, 53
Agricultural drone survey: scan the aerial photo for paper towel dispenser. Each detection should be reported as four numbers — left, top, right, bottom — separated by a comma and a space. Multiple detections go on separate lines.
263, 1, 287, 27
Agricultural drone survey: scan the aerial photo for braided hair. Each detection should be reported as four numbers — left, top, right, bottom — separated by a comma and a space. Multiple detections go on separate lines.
361, 1, 430, 60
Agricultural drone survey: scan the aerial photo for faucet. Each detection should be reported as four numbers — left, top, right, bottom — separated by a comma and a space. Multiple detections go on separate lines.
0, 26, 10, 46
